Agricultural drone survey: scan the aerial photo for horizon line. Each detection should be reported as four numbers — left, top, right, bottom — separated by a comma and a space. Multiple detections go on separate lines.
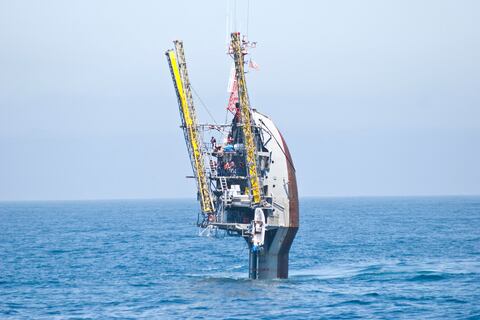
0, 193, 479, 203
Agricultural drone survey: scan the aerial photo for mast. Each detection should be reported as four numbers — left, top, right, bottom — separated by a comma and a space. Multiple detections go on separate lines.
165, 41, 214, 214
230, 32, 262, 205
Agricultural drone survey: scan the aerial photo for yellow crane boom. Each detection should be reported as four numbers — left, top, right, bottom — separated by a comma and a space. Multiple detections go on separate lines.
166, 41, 214, 214
230, 32, 261, 204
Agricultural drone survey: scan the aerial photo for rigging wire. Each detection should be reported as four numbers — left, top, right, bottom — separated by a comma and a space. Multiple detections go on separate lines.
226, 0, 253, 42
233, 0, 237, 31
190, 85, 218, 125
246, 0, 250, 37
225, 0, 231, 46
225, 108, 229, 125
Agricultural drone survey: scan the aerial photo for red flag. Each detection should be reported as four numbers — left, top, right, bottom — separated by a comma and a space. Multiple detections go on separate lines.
249, 59, 260, 70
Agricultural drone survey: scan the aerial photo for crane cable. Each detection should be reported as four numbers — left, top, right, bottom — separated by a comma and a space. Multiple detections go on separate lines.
190, 85, 218, 125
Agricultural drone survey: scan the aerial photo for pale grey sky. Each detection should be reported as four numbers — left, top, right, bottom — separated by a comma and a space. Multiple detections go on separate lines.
1, 0, 479, 201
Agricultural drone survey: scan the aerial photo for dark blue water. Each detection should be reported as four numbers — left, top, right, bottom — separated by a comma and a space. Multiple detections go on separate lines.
1, 197, 479, 319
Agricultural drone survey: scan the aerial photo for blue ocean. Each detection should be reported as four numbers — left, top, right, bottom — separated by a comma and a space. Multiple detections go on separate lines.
1, 197, 479, 319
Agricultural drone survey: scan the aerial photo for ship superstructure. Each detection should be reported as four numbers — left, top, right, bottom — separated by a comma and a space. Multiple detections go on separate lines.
165, 32, 299, 279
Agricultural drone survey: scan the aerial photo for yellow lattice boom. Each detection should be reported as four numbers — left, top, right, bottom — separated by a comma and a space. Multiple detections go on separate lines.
231, 32, 261, 204
166, 43, 214, 213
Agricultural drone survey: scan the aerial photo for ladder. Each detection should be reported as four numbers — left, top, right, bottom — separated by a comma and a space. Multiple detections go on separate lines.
220, 177, 228, 193
166, 41, 215, 214
230, 32, 261, 204
209, 160, 217, 177
219, 176, 230, 206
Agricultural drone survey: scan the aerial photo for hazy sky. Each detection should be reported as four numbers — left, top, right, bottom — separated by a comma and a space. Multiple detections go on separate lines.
1, 0, 479, 201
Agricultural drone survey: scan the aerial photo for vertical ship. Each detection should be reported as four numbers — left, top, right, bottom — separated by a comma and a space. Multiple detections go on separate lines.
165, 32, 299, 279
